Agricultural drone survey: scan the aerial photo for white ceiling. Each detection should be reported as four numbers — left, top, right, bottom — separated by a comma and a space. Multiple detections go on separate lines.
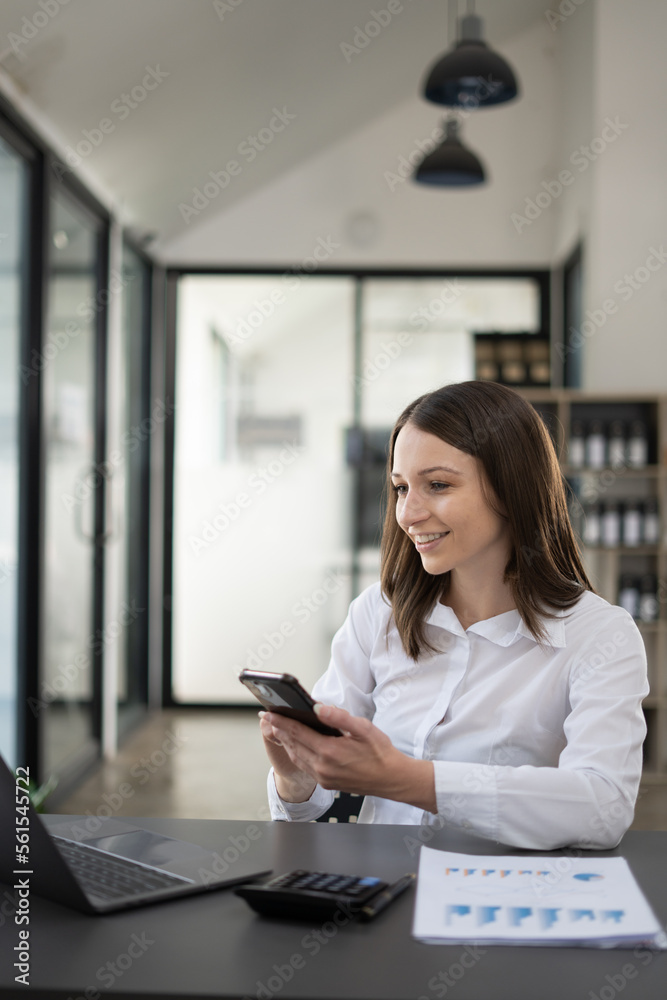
0, 0, 550, 250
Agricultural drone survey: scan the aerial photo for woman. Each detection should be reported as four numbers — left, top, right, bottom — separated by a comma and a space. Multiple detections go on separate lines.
259, 381, 648, 850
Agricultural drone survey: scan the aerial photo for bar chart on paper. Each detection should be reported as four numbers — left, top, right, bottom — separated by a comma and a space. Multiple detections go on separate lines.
412, 849, 667, 948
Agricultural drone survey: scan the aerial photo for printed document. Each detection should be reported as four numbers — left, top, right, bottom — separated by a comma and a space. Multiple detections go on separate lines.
412, 848, 667, 948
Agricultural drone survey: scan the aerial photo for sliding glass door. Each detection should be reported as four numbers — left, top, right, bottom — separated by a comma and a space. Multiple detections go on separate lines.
39, 186, 108, 778
0, 132, 30, 768
170, 272, 545, 706
172, 275, 355, 702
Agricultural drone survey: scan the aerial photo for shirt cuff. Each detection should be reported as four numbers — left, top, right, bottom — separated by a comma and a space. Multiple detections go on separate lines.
266, 768, 335, 822
433, 760, 497, 840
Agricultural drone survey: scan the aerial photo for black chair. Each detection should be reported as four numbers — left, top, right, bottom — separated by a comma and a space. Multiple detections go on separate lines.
315, 791, 364, 823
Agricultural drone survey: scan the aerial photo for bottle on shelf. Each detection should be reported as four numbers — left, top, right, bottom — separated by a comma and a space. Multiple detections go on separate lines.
568, 419, 586, 469
643, 498, 660, 545
601, 501, 621, 548
585, 420, 606, 470
607, 420, 626, 469
618, 574, 640, 619
582, 502, 601, 546
627, 420, 649, 468
638, 574, 659, 623
622, 501, 642, 548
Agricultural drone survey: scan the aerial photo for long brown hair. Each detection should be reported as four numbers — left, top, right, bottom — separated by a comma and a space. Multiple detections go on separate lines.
380, 381, 593, 659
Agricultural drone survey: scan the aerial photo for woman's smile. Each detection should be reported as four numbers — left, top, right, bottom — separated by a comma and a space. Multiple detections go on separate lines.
411, 531, 450, 552
392, 423, 511, 581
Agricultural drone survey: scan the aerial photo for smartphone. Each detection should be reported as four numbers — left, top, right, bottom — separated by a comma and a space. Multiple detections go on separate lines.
239, 669, 342, 737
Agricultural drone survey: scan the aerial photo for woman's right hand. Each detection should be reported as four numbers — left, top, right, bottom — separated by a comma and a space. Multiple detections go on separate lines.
259, 711, 317, 803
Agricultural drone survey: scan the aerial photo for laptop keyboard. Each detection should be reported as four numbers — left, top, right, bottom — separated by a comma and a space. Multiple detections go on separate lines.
53, 836, 192, 901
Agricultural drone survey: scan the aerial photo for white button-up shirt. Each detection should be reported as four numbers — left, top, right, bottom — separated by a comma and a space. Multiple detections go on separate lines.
267, 583, 649, 850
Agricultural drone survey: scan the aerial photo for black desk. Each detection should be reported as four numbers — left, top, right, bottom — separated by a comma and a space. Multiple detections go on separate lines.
1, 818, 666, 1000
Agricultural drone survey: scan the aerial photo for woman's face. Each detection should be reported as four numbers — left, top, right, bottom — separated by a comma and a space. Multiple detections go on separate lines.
391, 422, 511, 579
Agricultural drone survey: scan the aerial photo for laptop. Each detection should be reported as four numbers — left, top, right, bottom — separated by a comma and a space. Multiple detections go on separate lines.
0, 753, 271, 914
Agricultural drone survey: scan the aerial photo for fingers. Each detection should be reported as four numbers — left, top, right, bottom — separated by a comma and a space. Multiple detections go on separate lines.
314, 703, 371, 740
258, 712, 283, 746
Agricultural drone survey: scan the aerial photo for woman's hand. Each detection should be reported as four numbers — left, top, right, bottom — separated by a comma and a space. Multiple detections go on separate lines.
259, 711, 317, 803
261, 703, 436, 813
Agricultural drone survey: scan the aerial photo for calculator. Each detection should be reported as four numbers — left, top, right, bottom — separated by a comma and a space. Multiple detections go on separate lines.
234, 869, 389, 920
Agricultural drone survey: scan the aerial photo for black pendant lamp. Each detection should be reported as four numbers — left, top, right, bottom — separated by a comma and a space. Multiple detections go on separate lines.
414, 118, 486, 187
422, 5, 520, 109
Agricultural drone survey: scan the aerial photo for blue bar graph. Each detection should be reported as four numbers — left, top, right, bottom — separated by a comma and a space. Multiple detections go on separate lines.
445, 904, 471, 923
507, 907, 532, 926
570, 909, 595, 921
477, 906, 502, 925
538, 908, 560, 930
601, 910, 625, 923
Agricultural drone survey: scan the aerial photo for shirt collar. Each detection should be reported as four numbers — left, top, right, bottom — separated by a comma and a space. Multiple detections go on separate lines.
426, 601, 567, 648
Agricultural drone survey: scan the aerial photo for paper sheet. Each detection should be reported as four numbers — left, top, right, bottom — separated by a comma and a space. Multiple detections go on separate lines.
412, 847, 667, 948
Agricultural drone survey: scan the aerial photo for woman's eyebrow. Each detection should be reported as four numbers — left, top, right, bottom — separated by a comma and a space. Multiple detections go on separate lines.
391, 465, 463, 478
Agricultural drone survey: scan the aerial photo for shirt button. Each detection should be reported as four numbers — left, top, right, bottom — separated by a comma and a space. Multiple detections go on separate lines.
462, 820, 472, 829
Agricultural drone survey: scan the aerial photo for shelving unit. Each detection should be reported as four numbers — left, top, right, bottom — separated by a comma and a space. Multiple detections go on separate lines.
519, 390, 667, 783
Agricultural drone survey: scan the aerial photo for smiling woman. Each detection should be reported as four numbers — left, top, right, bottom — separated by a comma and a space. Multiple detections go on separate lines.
260, 381, 649, 852
382, 380, 590, 655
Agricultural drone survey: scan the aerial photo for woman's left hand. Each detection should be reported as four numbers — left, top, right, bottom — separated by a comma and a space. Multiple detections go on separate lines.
263, 703, 437, 812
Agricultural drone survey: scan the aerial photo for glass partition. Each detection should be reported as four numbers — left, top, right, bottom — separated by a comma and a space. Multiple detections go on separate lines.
105, 242, 151, 739
356, 276, 541, 590
172, 272, 545, 704
0, 135, 28, 768
173, 275, 355, 701
40, 189, 105, 774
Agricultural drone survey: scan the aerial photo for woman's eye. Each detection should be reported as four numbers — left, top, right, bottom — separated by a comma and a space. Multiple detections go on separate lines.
393, 484, 408, 495
430, 482, 449, 492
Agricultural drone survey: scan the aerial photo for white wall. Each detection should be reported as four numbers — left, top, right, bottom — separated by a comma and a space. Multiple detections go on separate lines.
160, 19, 560, 269
583, 0, 667, 392
161, 2, 667, 394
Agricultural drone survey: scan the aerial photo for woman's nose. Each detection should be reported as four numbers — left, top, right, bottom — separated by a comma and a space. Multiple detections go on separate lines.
397, 490, 428, 529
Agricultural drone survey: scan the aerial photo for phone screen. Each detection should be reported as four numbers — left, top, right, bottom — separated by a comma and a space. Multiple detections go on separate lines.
239, 670, 342, 736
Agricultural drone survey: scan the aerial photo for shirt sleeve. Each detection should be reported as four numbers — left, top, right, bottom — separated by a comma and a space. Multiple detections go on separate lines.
266, 767, 335, 822
431, 611, 649, 850
265, 584, 381, 822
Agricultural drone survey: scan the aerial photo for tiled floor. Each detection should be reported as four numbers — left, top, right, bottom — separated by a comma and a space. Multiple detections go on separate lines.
54, 708, 667, 831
